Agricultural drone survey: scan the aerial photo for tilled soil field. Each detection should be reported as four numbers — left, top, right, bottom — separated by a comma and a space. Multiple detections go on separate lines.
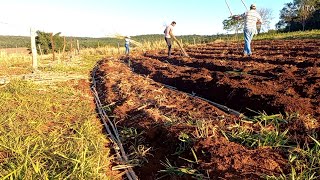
94, 39, 319, 179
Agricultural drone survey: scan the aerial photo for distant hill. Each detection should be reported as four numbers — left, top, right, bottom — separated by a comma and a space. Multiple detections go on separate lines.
0, 34, 219, 48
1, 30, 319, 49
0, 36, 30, 48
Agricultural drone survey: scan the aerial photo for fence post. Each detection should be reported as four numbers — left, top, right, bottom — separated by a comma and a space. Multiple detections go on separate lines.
50, 33, 55, 61
76, 40, 80, 55
62, 36, 66, 60
30, 28, 38, 71
70, 38, 73, 61
38, 44, 43, 61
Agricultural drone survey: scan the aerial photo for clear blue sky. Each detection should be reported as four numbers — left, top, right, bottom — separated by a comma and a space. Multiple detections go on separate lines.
0, 0, 290, 37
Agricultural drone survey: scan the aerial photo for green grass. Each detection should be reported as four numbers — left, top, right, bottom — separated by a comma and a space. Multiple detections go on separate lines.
266, 136, 320, 180
224, 29, 320, 42
221, 112, 320, 179
119, 127, 152, 167
0, 51, 116, 179
255, 30, 320, 40
158, 158, 207, 180
0, 80, 113, 179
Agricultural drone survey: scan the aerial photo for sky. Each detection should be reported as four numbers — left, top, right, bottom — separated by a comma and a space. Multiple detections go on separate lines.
0, 0, 290, 37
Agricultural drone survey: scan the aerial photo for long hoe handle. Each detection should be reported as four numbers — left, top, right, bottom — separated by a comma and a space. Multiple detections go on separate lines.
172, 35, 189, 57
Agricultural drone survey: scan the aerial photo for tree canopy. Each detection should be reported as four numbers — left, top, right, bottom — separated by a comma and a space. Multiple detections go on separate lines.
277, 0, 320, 31
223, 15, 245, 33
35, 31, 64, 54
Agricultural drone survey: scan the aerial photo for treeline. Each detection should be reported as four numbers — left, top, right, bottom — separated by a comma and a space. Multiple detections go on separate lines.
0, 33, 218, 49
133, 34, 218, 44
0, 35, 122, 49
0, 36, 30, 48
277, 0, 320, 32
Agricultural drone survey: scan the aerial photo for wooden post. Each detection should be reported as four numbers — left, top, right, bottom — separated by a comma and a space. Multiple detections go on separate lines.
38, 44, 43, 61
30, 28, 38, 71
50, 33, 55, 61
62, 36, 66, 60
38, 44, 43, 56
76, 39, 80, 55
193, 38, 196, 45
58, 49, 61, 64
70, 38, 73, 61
117, 42, 120, 54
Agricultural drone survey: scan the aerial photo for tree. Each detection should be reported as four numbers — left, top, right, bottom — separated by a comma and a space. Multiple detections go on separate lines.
277, 0, 320, 31
306, 3, 320, 29
257, 8, 273, 33
35, 31, 64, 54
295, 0, 317, 31
222, 14, 245, 34
277, 2, 297, 31
36, 31, 51, 54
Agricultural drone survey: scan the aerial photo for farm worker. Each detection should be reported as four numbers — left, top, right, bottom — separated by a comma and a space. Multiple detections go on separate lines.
125, 36, 130, 55
243, 4, 262, 57
164, 21, 176, 58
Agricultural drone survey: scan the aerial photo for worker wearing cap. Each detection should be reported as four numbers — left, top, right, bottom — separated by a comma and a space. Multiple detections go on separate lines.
164, 21, 176, 58
243, 4, 262, 57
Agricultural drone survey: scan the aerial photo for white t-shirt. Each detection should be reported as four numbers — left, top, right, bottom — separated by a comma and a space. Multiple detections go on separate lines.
164, 25, 174, 38
244, 10, 262, 31
125, 38, 130, 45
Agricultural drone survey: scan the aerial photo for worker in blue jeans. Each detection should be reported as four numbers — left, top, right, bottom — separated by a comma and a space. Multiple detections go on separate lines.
243, 4, 262, 56
125, 36, 130, 55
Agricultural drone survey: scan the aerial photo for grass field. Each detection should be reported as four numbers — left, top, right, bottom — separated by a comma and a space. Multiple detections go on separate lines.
0, 50, 121, 179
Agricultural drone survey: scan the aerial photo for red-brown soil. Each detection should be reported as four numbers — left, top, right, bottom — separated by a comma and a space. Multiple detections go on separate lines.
132, 39, 320, 119
94, 39, 319, 179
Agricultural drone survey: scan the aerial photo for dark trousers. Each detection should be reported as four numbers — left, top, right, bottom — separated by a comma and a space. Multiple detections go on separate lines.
165, 37, 172, 57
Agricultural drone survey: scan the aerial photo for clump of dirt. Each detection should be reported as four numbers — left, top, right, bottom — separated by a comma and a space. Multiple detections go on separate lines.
194, 137, 287, 179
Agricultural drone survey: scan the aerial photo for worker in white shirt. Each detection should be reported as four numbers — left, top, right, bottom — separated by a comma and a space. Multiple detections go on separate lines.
164, 21, 176, 58
243, 4, 262, 57
125, 36, 130, 55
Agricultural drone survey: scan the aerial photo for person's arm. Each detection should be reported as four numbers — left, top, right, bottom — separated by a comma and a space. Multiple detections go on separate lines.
169, 28, 177, 40
169, 29, 173, 37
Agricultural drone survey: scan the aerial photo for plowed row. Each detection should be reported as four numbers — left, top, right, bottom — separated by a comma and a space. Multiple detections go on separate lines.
131, 39, 320, 119
94, 39, 319, 179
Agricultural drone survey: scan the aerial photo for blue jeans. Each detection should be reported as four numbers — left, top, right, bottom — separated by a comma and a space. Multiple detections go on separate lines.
125, 44, 129, 55
243, 28, 255, 55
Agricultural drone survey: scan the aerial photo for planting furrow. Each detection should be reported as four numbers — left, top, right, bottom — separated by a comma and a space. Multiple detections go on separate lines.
129, 49, 319, 120
95, 58, 288, 179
